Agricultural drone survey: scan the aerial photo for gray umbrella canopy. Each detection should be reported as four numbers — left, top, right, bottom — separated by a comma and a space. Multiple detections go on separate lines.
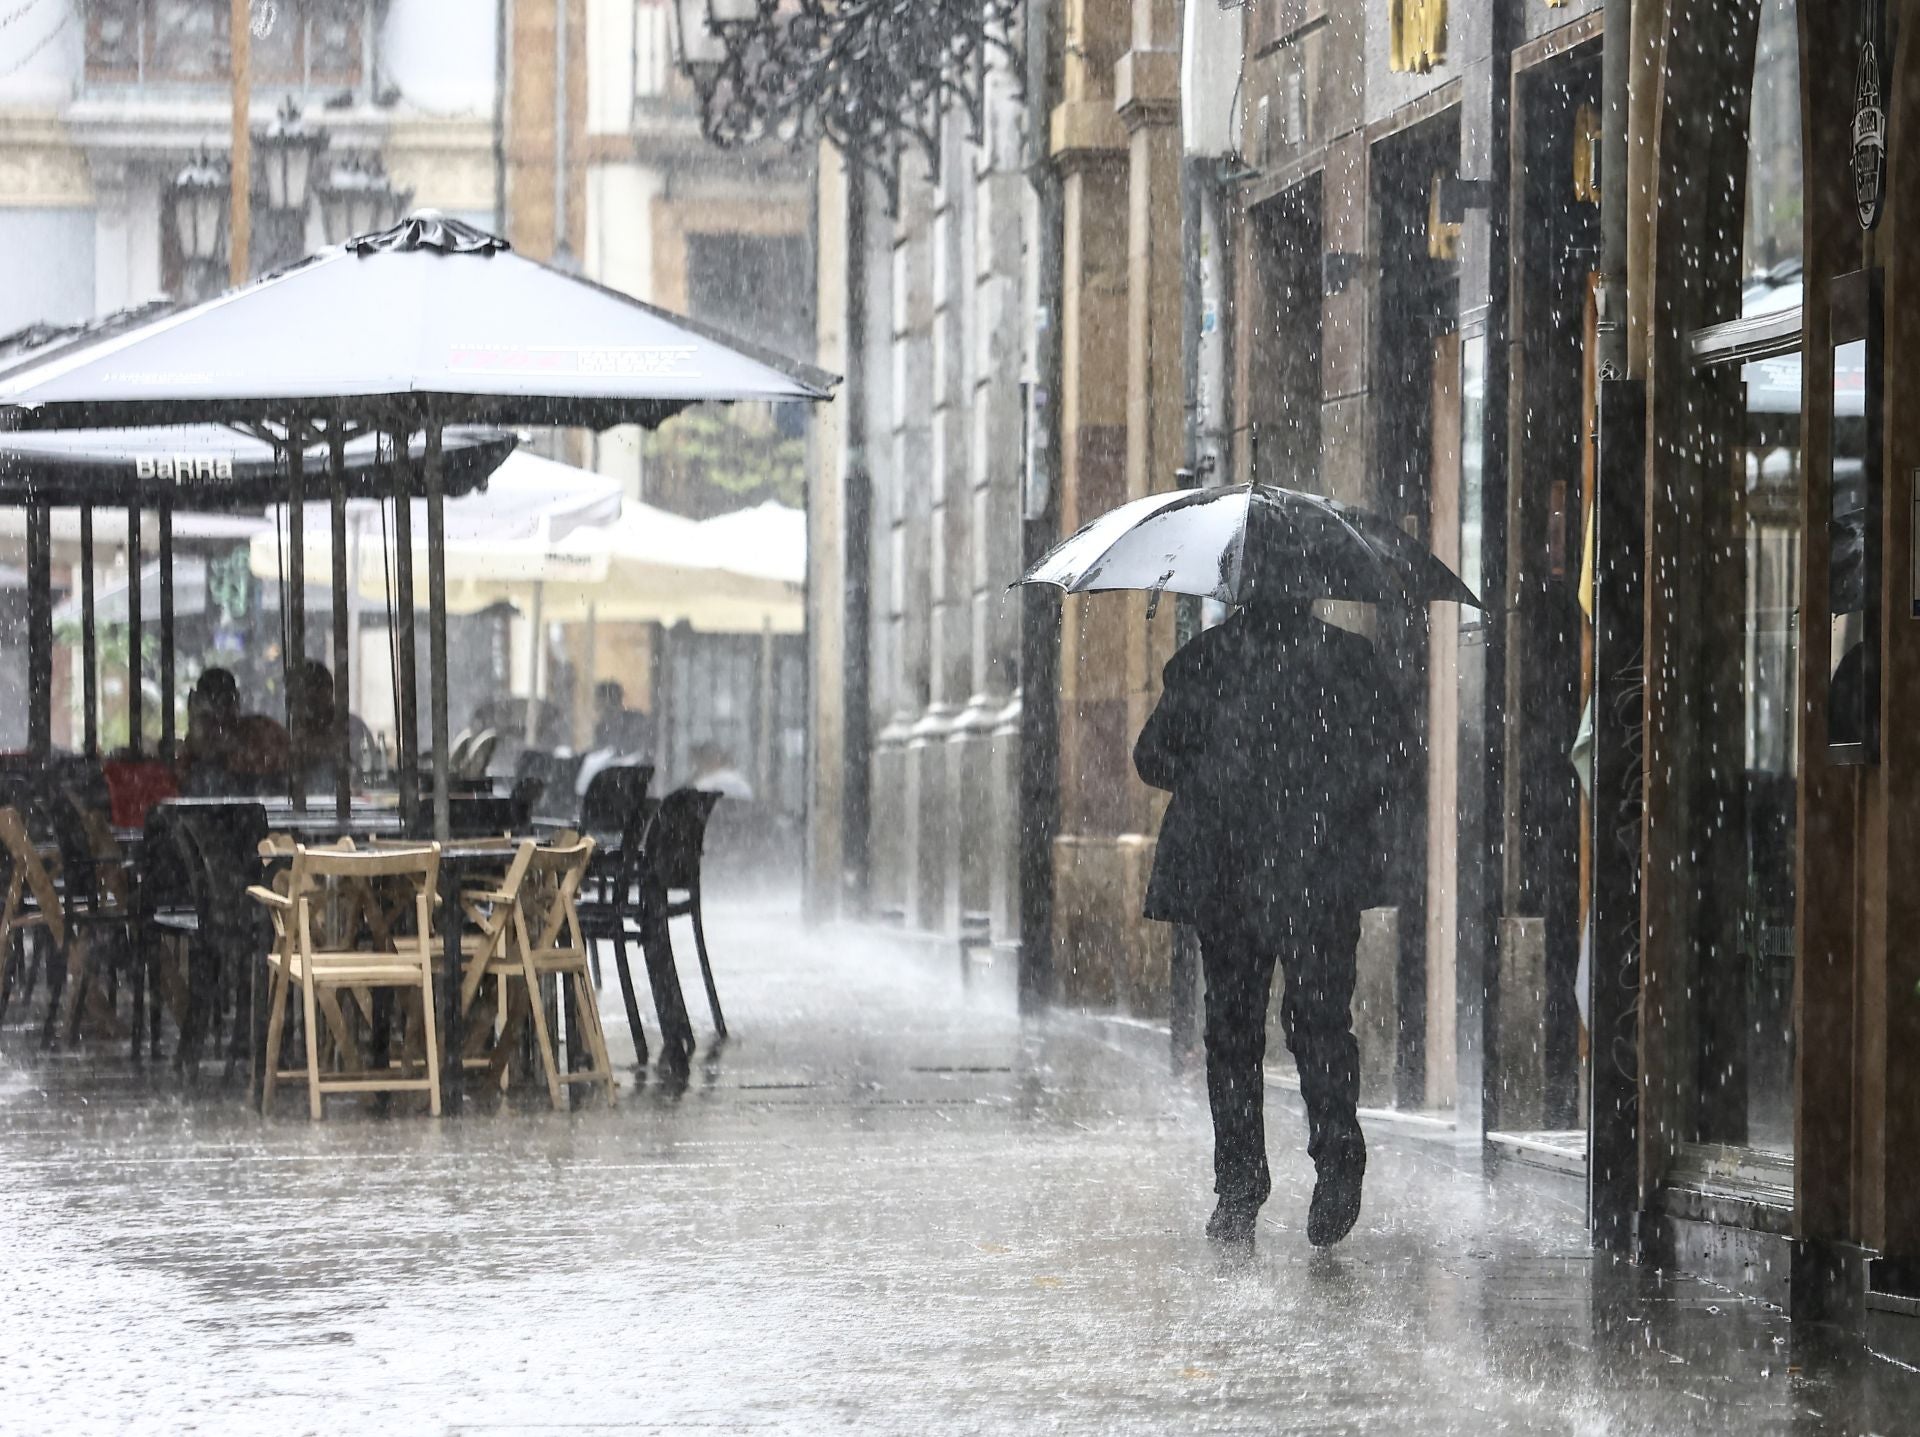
0, 425, 515, 508
1019, 483, 1482, 609
0, 213, 835, 430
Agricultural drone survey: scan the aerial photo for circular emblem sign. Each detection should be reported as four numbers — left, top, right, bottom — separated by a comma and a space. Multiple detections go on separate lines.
1855, 32, 1886, 230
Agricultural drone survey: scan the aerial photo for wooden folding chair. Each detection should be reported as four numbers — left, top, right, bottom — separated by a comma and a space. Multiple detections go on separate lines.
0, 807, 59, 1026
0, 805, 123, 1046
250, 843, 443, 1120
464, 837, 612, 1107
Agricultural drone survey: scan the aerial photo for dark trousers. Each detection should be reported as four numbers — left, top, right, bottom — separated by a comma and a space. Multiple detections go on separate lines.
1197, 903, 1363, 1207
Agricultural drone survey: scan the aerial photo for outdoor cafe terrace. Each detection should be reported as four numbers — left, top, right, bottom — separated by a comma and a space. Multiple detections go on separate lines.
0, 211, 829, 1120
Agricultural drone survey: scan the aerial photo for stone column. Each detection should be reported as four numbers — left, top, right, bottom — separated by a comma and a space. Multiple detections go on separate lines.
956, 60, 1030, 952
889, 161, 938, 928
805, 145, 849, 920
912, 108, 975, 936
1049, 0, 1185, 1013
863, 173, 910, 924
1048, 0, 1136, 1006
87, 158, 133, 315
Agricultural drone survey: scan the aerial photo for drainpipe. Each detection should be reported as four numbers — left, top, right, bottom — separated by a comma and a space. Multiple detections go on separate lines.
1588, 0, 1645, 1254
842, 167, 873, 915
553, 0, 569, 259
1595, 0, 1630, 382
1017, 0, 1062, 1012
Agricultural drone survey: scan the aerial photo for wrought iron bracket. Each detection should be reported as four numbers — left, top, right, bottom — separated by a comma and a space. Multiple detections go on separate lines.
686, 0, 1024, 210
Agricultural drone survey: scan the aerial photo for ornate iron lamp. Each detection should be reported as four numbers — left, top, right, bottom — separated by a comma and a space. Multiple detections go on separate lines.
256, 96, 329, 215
171, 149, 230, 299
316, 153, 415, 244
670, 0, 1022, 199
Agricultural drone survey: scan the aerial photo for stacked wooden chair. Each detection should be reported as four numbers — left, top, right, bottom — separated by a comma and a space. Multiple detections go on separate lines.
458, 836, 614, 1108
250, 842, 443, 1119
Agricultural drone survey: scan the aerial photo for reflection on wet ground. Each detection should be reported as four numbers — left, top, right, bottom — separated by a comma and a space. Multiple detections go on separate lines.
1, 898, 1915, 1434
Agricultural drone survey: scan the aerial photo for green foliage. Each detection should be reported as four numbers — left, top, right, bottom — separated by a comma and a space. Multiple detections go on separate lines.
51, 620, 191, 750
643, 403, 806, 517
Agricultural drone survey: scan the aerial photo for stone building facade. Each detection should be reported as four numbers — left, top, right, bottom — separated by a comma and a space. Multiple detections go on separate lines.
808, 44, 1031, 959
802, 0, 1919, 1327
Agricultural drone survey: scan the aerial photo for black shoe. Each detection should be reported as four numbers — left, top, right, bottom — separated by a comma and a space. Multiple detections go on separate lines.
1306, 1144, 1365, 1247
1206, 1198, 1259, 1246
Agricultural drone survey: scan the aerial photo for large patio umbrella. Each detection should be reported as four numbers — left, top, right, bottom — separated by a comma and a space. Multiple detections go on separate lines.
0, 424, 514, 508
0, 211, 834, 842
0, 423, 513, 757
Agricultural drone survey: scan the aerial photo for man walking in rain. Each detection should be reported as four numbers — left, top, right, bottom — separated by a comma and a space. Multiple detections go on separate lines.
1136, 595, 1409, 1248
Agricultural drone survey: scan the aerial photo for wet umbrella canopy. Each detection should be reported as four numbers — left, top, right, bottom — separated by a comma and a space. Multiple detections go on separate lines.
0, 426, 515, 509
0, 212, 834, 430
1017, 483, 1482, 609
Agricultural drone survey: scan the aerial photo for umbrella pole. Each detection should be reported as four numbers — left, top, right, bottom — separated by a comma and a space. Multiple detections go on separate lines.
159, 496, 176, 763
391, 426, 419, 831
524, 580, 545, 748
80, 505, 97, 758
287, 424, 306, 812
425, 420, 451, 846
127, 501, 142, 757
757, 615, 774, 801
580, 599, 596, 747
330, 425, 352, 824
25, 502, 50, 757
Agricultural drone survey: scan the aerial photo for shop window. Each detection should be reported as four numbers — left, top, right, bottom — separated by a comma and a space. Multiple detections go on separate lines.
1389, 0, 1447, 75
1678, 0, 1803, 1157
1426, 171, 1461, 261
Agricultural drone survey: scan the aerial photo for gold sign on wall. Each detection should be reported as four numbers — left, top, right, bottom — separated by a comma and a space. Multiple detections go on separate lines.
1428, 171, 1461, 260
1390, 0, 1448, 75
1573, 103, 1601, 204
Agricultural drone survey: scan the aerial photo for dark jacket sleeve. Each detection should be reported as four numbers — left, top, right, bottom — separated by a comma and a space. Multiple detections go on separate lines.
1355, 640, 1416, 908
1134, 646, 1211, 794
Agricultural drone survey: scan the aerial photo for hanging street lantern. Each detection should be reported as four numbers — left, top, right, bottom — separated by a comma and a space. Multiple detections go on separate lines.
171, 149, 230, 300
256, 95, 329, 215
671, 0, 730, 77
172, 150, 229, 263
316, 152, 415, 245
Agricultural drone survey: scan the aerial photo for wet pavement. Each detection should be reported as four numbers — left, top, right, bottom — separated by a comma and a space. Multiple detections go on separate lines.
2, 898, 1916, 1435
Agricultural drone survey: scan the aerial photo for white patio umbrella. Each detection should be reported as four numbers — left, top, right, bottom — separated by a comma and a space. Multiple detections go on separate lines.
441, 500, 805, 632
244, 448, 625, 595
0, 211, 834, 844
693, 500, 806, 586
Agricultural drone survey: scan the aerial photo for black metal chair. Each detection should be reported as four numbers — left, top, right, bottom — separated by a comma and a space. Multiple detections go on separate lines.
574, 778, 694, 1068
46, 788, 138, 1049
538, 753, 586, 822
173, 804, 270, 1078
641, 789, 727, 1040
508, 776, 544, 831
135, 801, 199, 1061
580, 763, 653, 837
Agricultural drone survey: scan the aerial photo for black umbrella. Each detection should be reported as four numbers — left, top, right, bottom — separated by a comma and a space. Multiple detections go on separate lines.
1017, 483, 1481, 608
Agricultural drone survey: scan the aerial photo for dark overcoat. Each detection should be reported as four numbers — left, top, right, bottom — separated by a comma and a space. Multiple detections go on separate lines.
1134, 611, 1410, 926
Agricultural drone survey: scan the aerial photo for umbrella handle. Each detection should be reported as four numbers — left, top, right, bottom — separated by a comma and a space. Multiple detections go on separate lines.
1145, 567, 1175, 621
